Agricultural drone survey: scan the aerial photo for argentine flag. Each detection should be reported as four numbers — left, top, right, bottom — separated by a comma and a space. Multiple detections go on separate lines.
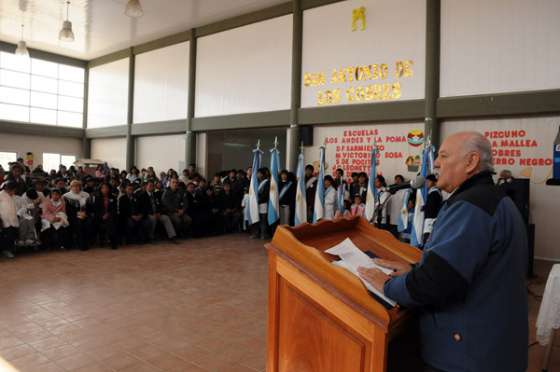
410, 145, 435, 247
397, 189, 412, 232
248, 143, 263, 224
267, 146, 281, 225
364, 146, 379, 222
336, 181, 345, 215
294, 151, 307, 225
312, 146, 325, 223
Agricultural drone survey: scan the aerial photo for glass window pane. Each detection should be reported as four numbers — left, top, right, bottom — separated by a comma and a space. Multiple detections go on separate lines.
0, 51, 30, 72
58, 96, 82, 112
57, 111, 83, 127
60, 155, 76, 167
0, 151, 17, 170
43, 153, 61, 173
30, 107, 57, 125
31, 58, 58, 78
58, 80, 83, 98
31, 91, 58, 109
31, 75, 58, 94
0, 86, 29, 106
59, 65, 84, 83
0, 103, 29, 122
0, 69, 30, 89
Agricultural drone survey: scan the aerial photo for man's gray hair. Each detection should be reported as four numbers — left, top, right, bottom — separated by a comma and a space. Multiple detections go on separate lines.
461, 132, 494, 173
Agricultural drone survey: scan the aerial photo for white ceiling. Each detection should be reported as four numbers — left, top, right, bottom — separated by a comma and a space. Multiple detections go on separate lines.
0, 0, 288, 61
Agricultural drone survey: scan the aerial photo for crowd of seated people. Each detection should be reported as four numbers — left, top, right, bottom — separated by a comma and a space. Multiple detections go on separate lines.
0, 157, 443, 259
0, 161, 251, 259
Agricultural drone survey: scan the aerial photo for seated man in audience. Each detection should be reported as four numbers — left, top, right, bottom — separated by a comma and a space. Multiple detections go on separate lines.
139, 179, 178, 243
40, 188, 69, 250
0, 181, 19, 259
15, 188, 42, 247
161, 178, 191, 238
119, 182, 151, 244
218, 182, 242, 233
64, 180, 94, 251
92, 182, 119, 249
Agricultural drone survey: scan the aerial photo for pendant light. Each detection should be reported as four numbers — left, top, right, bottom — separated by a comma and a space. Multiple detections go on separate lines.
59, 1, 75, 42
125, 0, 143, 18
15, 24, 29, 58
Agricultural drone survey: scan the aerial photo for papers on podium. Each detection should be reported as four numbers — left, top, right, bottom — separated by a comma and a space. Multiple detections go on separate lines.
326, 238, 397, 307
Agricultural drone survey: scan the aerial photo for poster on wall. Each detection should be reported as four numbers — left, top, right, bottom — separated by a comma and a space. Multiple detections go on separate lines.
441, 117, 560, 260
304, 123, 425, 182
442, 118, 559, 185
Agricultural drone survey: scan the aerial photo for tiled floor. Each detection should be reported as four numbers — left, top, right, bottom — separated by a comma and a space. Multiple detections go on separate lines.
0, 234, 558, 372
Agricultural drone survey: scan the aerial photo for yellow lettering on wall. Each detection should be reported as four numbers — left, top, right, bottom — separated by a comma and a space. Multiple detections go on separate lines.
351, 7, 366, 32
392, 82, 402, 99
395, 60, 414, 78
380, 64, 389, 80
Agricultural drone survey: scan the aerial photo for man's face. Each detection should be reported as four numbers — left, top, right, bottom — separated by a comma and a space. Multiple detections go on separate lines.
434, 134, 479, 193
170, 178, 178, 190
146, 183, 154, 193
12, 168, 21, 177
126, 186, 134, 195
305, 168, 313, 177
57, 181, 65, 189
52, 193, 60, 201
187, 184, 195, 193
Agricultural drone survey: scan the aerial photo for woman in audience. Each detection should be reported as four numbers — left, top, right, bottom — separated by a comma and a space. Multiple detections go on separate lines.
41, 189, 69, 250
64, 180, 93, 250
251, 167, 270, 240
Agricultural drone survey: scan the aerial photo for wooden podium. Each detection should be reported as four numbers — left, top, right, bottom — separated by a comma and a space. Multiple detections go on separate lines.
266, 217, 422, 372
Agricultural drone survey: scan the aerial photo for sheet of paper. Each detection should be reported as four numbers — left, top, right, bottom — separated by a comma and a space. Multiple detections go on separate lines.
325, 238, 392, 275
327, 238, 397, 307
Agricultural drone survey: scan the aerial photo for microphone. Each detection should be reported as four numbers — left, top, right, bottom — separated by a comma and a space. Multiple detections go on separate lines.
387, 175, 425, 194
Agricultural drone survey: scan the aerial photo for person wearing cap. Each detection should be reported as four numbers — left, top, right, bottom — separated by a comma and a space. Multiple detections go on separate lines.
6, 163, 27, 196
0, 181, 19, 258
423, 174, 443, 244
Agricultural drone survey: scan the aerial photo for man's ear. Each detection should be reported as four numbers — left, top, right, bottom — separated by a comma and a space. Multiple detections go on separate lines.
465, 152, 481, 174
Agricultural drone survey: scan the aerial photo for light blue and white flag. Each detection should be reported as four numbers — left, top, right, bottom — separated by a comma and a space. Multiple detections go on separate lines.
336, 181, 345, 214
312, 146, 325, 223
248, 141, 263, 224
267, 139, 280, 225
397, 189, 412, 233
294, 150, 307, 225
364, 146, 379, 222
410, 144, 435, 247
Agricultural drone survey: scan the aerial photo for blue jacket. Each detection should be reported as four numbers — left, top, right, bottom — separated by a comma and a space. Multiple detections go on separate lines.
384, 172, 528, 372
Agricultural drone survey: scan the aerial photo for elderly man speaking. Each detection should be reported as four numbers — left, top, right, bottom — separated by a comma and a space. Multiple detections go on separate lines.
359, 131, 528, 372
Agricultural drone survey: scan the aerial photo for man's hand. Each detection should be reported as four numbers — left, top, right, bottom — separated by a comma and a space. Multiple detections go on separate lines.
374, 259, 413, 277
357, 267, 390, 294
177, 209, 184, 216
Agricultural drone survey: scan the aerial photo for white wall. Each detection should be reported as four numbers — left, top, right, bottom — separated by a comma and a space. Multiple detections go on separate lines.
90, 137, 127, 170
441, 0, 560, 97
195, 15, 292, 117
0, 132, 82, 165
304, 122, 425, 182
134, 42, 190, 124
87, 58, 129, 128
441, 117, 560, 261
301, 0, 426, 108
135, 134, 185, 172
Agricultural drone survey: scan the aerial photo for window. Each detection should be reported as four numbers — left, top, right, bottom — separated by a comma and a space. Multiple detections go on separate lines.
0, 151, 17, 170
0, 51, 85, 128
42, 153, 76, 173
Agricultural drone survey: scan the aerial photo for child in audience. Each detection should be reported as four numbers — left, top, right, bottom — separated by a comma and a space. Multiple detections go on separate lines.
41, 189, 69, 249
349, 195, 366, 217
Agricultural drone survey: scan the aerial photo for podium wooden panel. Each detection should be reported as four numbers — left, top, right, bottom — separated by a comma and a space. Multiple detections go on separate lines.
266, 217, 422, 372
